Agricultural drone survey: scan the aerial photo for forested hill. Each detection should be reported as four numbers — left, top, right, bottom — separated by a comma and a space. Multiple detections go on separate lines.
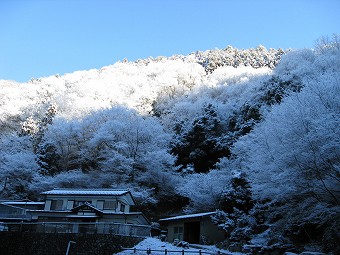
1, 37, 339, 253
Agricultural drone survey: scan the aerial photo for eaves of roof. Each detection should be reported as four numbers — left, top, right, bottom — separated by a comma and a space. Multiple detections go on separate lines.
159, 212, 216, 222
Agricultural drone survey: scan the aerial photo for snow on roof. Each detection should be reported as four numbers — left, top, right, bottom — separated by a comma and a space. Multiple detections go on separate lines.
2, 202, 45, 205
41, 188, 130, 196
159, 212, 216, 221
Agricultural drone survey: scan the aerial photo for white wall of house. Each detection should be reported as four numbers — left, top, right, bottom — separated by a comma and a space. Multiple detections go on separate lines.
167, 223, 184, 242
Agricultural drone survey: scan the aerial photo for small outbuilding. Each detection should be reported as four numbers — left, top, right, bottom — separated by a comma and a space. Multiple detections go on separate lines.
159, 212, 225, 244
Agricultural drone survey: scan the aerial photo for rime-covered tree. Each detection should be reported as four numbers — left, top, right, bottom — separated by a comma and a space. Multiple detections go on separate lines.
0, 134, 39, 199
80, 107, 175, 185
177, 169, 232, 213
232, 38, 340, 251
234, 53, 340, 205
35, 118, 82, 175
197, 45, 285, 73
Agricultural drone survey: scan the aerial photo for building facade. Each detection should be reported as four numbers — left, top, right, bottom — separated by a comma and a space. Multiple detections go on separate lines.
29, 188, 150, 225
1, 189, 150, 236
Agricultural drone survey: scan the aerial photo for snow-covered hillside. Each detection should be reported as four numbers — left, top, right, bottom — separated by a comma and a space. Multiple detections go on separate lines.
1, 37, 339, 254
1, 45, 279, 128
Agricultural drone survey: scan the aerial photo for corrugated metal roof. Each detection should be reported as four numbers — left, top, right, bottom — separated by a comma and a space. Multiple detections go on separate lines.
159, 212, 215, 221
41, 188, 129, 196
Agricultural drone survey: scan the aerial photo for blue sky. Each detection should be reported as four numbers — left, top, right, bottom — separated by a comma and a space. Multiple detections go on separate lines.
1, 0, 339, 82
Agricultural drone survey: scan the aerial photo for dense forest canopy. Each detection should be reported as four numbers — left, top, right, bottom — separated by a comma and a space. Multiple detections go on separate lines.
1, 35, 339, 253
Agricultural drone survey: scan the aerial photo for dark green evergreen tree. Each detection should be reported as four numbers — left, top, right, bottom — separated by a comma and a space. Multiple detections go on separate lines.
212, 173, 255, 243
36, 143, 61, 175
220, 173, 253, 214
172, 104, 230, 173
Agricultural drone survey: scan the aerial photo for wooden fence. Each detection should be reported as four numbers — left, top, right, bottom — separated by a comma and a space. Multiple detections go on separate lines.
120, 247, 231, 255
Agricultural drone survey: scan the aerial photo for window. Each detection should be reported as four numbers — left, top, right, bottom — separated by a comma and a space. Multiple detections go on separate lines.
120, 203, 126, 212
50, 200, 63, 210
103, 200, 116, 210
174, 226, 183, 241
97, 200, 104, 210
66, 200, 74, 210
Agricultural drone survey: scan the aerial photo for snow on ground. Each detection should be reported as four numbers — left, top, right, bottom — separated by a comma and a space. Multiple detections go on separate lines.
115, 237, 244, 255
116, 237, 191, 255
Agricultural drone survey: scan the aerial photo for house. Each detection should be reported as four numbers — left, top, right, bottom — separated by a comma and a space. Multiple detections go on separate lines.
28, 188, 150, 225
159, 212, 225, 244
0, 200, 44, 222
1, 189, 150, 235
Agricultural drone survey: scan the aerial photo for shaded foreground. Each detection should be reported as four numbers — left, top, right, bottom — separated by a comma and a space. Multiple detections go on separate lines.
0, 232, 142, 255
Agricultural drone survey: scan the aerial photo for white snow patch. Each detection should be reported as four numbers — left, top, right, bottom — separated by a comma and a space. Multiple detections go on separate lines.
249, 229, 271, 246
115, 237, 244, 255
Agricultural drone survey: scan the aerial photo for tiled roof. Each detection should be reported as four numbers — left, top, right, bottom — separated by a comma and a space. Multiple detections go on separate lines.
41, 188, 130, 196
2, 202, 45, 205
159, 212, 215, 221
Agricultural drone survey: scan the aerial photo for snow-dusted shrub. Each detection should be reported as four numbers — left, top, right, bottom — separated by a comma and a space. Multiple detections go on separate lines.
211, 209, 256, 243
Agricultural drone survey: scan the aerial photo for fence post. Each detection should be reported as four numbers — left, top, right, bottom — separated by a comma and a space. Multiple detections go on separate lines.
182, 250, 185, 255
199, 250, 202, 255
65, 241, 76, 255
134, 248, 136, 253
165, 249, 168, 255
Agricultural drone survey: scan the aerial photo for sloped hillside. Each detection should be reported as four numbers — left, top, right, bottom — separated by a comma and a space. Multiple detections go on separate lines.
0, 38, 339, 253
